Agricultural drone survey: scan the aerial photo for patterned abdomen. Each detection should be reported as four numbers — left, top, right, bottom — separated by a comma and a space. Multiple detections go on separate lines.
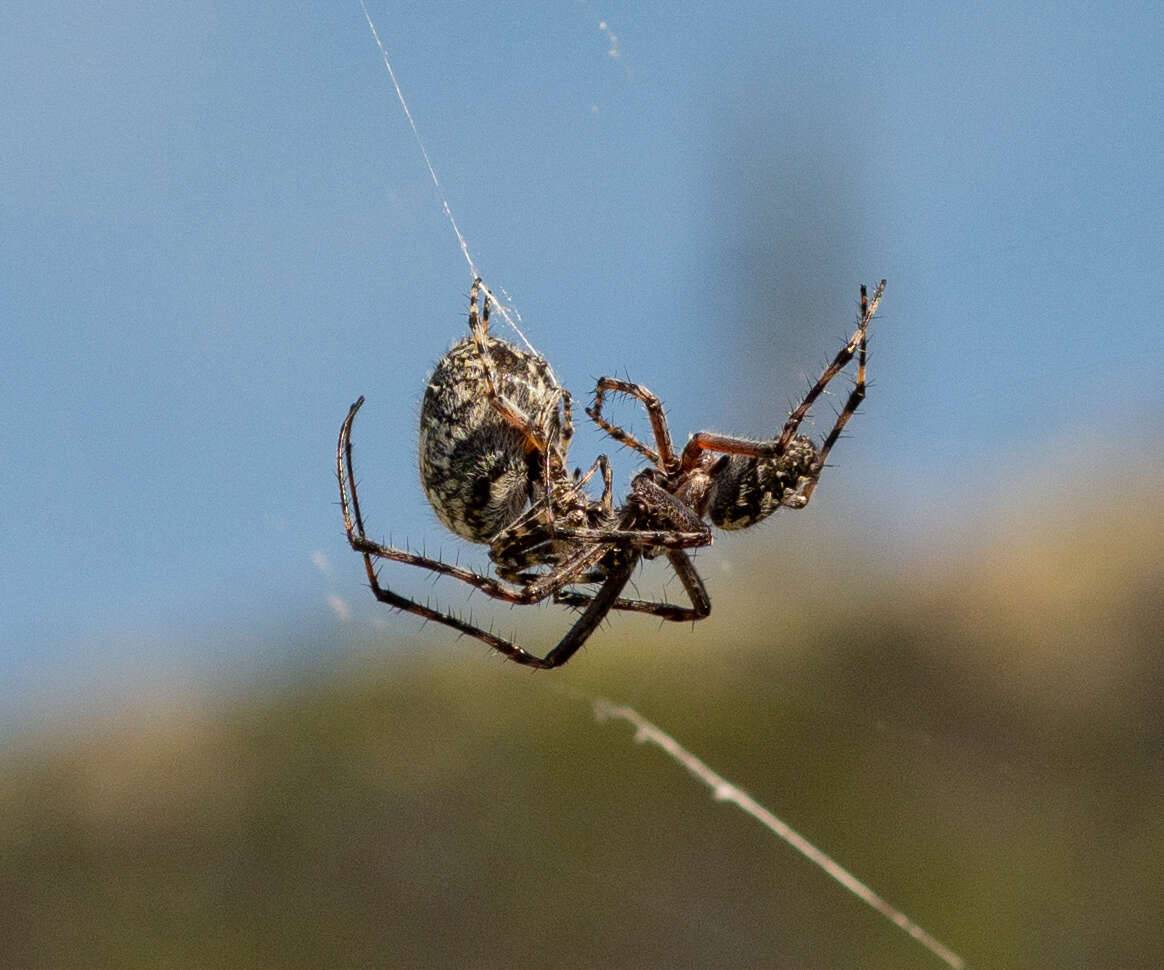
705, 435, 818, 529
418, 335, 564, 543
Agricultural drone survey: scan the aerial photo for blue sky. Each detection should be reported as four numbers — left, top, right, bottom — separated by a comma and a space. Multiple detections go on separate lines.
3, 1, 1161, 724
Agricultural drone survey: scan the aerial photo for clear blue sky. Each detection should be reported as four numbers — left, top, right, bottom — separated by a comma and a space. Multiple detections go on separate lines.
3, 2, 1161, 724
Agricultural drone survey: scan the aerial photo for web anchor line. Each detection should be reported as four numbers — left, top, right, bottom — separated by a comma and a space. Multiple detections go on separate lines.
594, 699, 966, 970
358, 0, 539, 356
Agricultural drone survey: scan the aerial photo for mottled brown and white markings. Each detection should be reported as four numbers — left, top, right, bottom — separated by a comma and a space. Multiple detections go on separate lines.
418, 280, 569, 543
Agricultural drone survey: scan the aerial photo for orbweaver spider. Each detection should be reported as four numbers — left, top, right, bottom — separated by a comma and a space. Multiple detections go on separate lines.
337, 278, 885, 668
338, 279, 709, 669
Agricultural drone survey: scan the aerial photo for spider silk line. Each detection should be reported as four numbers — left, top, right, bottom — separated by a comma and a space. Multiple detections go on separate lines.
536, 678, 964, 969
358, 0, 541, 357
590, 697, 966, 970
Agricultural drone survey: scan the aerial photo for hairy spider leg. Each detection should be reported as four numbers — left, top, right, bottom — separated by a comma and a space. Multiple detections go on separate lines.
794, 280, 880, 503
555, 548, 711, 622
344, 398, 622, 604
467, 277, 579, 530
566, 280, 885, 619
558, 380, 575, 456
586, 376, 791, 474
585, 277, 881, 476
575, 452, 615, 507
537, 473, 711, 550
586, 377, 679, 473
339, 396, 640, 668
489, 452, 612, 578
674, 279, 885, 473
774, 279, 884, 452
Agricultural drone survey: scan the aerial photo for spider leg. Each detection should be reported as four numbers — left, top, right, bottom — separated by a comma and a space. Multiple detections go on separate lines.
356, 541, 628, 669
532, 473, 713, 553
555, 549, 711, 622
354, 540, 629, 668
338, 396, 374, 547
592, 472, 713, 550
586, 377, 679, 473
537, 554, 638, 667
552, 477, 713, 620
774, 279, 884, 452
489, 510, 707, 589
542, 386, 575, 515
534, 400, 597, 534
551, 525, 710, 548
338, 397, 633, 668
677, 430, 785, 470
339, 397, 544, 662
792, 281, 883, 503
676, 280, 885, 474
519, 472, 714, 552
667, 549, 711, 617
531, 450, 616, 536
342, 398, 536, 604
558, 383, 574, 458
492, 454, 708, 592
571, 453, 614, 508
343, 404, 607, 604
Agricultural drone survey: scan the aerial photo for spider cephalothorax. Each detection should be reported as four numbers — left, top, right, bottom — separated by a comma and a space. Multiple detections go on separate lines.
338, 278, 884, 668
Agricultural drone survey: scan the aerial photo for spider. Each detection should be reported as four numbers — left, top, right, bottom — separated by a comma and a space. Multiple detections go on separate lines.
338, 278, 884, 669
338, 279, 708, 669
552, 279, 886, 621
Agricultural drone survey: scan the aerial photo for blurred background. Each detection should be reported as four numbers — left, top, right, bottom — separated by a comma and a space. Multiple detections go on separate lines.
2, 2, 1162, 968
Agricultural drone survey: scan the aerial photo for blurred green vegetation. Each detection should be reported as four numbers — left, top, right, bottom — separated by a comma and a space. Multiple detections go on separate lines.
2, 482, 1161, 969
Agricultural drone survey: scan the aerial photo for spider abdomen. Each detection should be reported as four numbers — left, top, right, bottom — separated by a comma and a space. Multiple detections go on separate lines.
419, 334, 565, 543
706, 435, 818, 530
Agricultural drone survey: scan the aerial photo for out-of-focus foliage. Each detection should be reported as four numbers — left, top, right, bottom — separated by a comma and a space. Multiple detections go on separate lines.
2, 483, 1161, 970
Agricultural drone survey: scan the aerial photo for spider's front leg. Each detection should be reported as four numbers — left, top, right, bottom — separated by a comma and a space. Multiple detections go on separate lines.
586, 377, 680, 474
676, 280, 886, 521
791, 280, 884, 502
774, 279, 884, 451
675, 281, 885, 474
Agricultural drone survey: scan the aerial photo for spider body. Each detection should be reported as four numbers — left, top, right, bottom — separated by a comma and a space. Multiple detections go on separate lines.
338, 278, 885, 668
704, 436, 820, 529
418, 313, 567, 543
627, 433, 820, 534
